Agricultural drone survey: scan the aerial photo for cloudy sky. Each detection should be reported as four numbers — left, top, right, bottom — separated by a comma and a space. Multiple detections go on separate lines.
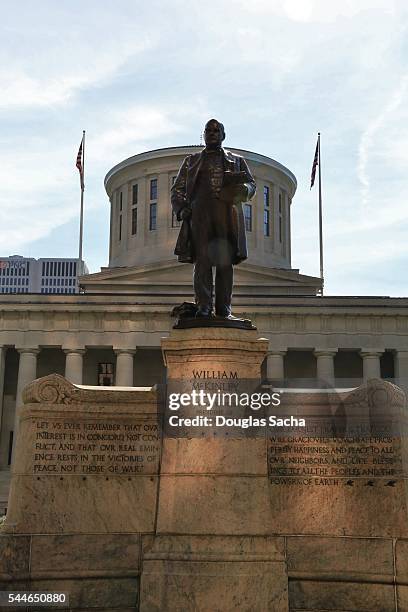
1, 0, 407, 296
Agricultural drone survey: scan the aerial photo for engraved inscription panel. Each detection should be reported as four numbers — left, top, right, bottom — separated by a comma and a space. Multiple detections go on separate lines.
268, 435, 404, 486
32, 418, 160, 475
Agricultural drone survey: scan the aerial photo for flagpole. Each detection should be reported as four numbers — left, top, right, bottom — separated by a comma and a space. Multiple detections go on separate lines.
317, 132, 324, 295
78, 130, 85, 267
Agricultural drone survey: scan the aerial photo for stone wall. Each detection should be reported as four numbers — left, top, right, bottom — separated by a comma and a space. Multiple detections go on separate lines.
1, 365, 408, 610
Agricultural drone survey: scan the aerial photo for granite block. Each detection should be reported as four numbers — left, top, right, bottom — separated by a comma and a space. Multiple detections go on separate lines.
287, 536, 394, 576
156, 475, 271, 535
396, 538, 408, 580
289, 579, 395, 611
31, 534, 141, 574
29, 577, 138, 609
140, 560, 288, 612
142, 534, 285, 561
5, 475, 157, 534
0, 534, 30, 577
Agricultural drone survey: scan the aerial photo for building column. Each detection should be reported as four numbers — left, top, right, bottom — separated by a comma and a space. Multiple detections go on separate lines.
266, 350, 286, 381
395, 350, 408, 387
64, 349, 85, 385
13, 348, 40, 455
115, 349, 136, 387
360, 350, 383, 380
314, 349, 337, 385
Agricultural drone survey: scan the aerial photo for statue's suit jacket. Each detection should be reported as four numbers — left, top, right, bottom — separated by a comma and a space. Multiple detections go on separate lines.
171, 148, 256, 264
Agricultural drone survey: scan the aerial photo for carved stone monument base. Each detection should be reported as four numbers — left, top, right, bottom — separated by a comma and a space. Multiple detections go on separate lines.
1, 328, 408, 610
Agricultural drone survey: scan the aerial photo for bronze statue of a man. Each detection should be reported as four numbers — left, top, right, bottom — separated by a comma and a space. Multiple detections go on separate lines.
171, 119, 256, 318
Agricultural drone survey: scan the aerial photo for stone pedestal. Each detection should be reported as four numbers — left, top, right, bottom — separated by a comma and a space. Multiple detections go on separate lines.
150, 328, 290, 609
161, 326, 268, 379
159, 330, 268, 537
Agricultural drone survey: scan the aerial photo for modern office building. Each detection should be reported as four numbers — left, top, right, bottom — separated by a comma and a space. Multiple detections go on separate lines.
0, 145, 407, 513
0, 256, 88, 294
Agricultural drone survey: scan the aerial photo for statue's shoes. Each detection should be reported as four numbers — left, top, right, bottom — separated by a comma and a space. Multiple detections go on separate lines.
216, 313, 242, 321
195, 309, 213, 318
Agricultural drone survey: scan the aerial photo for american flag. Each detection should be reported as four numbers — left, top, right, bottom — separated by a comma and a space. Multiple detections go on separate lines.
76, 136, 84, 190
310, 138, 319, 189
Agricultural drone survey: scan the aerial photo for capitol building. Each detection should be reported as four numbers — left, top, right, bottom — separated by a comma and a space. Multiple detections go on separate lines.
0, 144, 407, 511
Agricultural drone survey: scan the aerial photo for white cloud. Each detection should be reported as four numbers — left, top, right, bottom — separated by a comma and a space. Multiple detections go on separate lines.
0, 55, 141, 109
92, 108, 181, 155
89, 99, 210, 170
0, 196, 77, 252
0, 14, 155, 109
232, 0, 395, 22
283, 0, 395, 22
357, 73, 408, 211
0, 137, 84, 251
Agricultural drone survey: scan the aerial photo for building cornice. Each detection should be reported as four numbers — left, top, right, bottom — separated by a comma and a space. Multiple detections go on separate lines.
1, 294, 408, 310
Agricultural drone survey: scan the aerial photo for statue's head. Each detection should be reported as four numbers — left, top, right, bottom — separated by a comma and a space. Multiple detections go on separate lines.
204, 119, 225, 149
